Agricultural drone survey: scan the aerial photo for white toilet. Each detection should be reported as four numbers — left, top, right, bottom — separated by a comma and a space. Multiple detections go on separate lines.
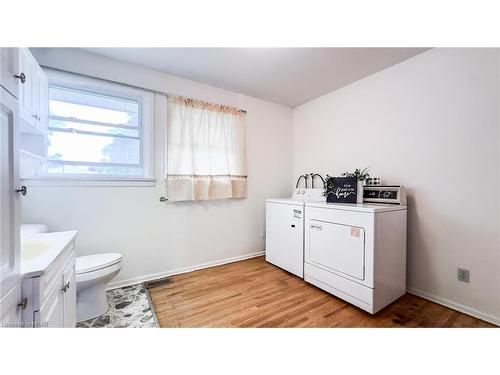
76, 253, 122, 322
20, 224, 122, 322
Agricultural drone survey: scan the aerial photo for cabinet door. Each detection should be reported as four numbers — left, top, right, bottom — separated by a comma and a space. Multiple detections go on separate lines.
62, 258, 76, 327
0, 282, 22, 327
18, 49, 34, 127
18, 49, 48, 135
0, 87, 21, 300
265, 202, 304, 277
0, 48, 20, 99
36, 279, 63, 328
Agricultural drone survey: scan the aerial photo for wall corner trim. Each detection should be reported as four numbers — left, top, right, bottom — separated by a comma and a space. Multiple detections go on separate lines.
407, 287, 500, 327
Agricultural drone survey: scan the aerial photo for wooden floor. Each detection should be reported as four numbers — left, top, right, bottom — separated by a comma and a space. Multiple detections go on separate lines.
148, 257, 495, 328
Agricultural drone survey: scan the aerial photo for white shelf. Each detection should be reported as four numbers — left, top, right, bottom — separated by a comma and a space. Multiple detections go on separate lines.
20, 149, 44, 160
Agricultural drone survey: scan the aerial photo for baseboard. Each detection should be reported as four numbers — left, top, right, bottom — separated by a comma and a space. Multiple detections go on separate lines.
107, 251, 265, 290
407, 287, 500, 327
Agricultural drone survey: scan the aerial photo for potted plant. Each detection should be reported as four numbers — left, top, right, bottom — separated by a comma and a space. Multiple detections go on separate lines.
322, 174, 337, 199
341, 167, 371, 204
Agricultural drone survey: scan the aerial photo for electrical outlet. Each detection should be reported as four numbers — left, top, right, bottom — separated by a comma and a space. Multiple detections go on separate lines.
260, 229, 266, 239
457, 268, 470, 283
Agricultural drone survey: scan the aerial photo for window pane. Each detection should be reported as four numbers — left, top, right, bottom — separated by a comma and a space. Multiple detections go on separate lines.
47, 130, 140, 165
45, 162, 143, 176
49, 86, 139, 126
49, 119, 139, 138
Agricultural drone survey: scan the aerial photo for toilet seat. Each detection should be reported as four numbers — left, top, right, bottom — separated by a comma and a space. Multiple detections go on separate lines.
75, 261, 122, 283
76, 253, 122, 274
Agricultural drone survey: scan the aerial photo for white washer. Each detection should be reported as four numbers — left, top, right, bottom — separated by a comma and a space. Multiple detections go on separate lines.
304, 202, 407, 314
265, 189, 325, 278
266, 198, 305, 277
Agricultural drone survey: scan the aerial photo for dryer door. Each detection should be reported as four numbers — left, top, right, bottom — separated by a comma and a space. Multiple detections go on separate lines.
308, 220, 365, 280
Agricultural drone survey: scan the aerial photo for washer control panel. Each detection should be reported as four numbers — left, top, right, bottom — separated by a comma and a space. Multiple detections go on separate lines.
292, 188, 326, 202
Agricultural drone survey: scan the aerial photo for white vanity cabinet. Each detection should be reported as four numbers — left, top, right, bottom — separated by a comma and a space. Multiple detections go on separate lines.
22, 238, 77, 328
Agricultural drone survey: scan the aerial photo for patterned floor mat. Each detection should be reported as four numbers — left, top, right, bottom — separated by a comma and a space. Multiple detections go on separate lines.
77, 284, 159, 328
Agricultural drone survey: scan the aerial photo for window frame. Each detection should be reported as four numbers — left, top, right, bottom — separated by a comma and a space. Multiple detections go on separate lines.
25, 69, 156, 186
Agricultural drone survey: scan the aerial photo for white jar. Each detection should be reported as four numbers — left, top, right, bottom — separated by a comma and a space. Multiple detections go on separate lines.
357, 181, 364, 204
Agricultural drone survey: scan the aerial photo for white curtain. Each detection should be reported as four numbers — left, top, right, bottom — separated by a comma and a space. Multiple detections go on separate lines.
166, 96, 247, 201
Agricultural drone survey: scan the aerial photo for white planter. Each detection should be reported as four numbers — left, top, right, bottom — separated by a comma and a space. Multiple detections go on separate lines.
357, 181, 364, 204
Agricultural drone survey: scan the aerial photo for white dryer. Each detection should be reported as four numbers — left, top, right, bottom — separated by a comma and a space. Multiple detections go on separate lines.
304, 202, 407, 314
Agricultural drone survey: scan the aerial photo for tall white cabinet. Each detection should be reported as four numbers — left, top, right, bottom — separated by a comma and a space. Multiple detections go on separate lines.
1, 47, 50, 327
0, 53, 23, 327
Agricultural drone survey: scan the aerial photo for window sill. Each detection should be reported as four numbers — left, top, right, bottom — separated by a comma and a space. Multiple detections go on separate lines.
21, 176, 157, 187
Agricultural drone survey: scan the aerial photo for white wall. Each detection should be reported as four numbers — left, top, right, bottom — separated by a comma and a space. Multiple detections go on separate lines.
293, 48, 500, 324
24, 48, 293, 287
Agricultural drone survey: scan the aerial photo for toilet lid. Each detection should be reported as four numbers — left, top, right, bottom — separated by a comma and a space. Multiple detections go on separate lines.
76, 253, 122, 274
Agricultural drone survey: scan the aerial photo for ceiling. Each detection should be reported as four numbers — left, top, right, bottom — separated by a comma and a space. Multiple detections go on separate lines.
83, 48, 429, 107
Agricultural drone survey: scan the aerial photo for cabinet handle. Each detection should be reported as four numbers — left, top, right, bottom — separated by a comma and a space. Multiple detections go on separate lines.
311, 224, 322, 231
61, 282, 70, 292
17, 298, 28, 310
15, 186, 27, 196
14, 72, 26, 84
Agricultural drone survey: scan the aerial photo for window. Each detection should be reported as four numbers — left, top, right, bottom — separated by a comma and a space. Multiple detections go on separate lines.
40, 70, 154, 180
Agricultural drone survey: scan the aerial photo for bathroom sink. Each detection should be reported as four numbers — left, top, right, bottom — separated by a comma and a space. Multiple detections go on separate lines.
20, 231, 78, 277
21, 239, 53, 261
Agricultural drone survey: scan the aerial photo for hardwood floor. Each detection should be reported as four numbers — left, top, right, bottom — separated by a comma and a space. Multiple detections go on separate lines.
148, 256, 495, 328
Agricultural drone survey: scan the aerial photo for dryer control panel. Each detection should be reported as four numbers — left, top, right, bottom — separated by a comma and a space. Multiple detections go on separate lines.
363, 185, 406, 205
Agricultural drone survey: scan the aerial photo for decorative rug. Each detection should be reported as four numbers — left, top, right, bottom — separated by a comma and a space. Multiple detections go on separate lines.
77, 283, 160, 328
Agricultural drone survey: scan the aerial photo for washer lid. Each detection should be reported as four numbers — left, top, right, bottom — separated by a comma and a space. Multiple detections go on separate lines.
266, 198, 305, 206
76, 253, 122, 274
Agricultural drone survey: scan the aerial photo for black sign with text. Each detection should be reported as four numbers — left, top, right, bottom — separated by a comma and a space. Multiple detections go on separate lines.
326, 177, 357, 203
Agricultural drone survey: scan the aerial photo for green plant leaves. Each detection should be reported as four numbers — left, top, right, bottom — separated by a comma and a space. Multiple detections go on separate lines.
341, 167, 371, 181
